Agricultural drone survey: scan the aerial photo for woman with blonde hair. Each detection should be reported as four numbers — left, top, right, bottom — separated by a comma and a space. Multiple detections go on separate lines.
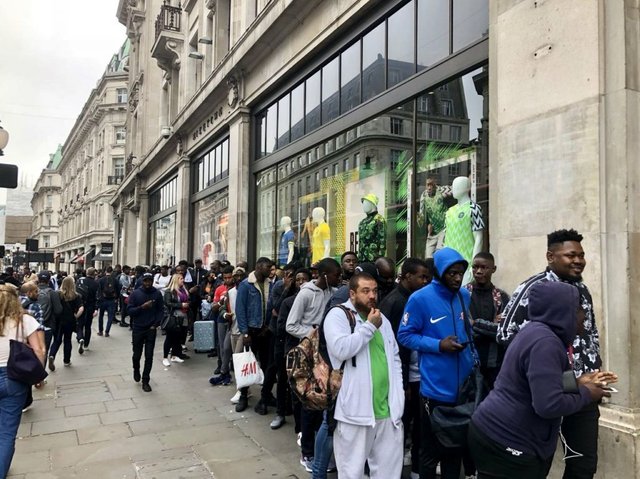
0, 284, 45, 476
162, 273, 190, 367
48, 277, 84, 370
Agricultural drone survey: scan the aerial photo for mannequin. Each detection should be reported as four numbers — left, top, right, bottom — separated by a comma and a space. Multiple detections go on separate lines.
357, 193, 386, 262
311, 207, 331, 265
444, 176, 484, 284
278, 216, 295, 266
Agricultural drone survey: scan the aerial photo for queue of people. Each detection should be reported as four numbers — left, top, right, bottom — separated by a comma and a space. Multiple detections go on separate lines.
0, 227, 618, 479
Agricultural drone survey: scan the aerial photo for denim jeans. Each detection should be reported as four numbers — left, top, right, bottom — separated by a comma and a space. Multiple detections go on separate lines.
98, 298, 117, 333
312, 411, 334, 479
0, 367, 29, 478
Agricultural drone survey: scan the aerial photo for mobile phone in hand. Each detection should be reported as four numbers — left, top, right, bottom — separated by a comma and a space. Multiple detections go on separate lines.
602, 386, 618, 393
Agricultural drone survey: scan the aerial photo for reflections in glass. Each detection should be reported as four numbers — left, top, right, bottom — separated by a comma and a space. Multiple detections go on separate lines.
417, 0, 450, 71
387, 1, 415, 87
266, 105, 277, 154
340, 41, 361, 114
322, 57, 339, 124
305, 71, 321, 132
151, 213, 176, 266
362, 23, 385, 102
453, 0, 489, 51
291, 83, 305, 141
193, 189, 229, 264
256, 168, 278, 260
277, 94, 291, 148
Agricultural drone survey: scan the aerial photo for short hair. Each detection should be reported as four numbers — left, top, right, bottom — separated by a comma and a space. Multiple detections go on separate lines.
86, 267, 97, 277
221, 265, 234, 275
473, 252, 495, 263
341, 251, 358, 262
349, 272, 377, 292
105, 266, 113, 273
401, 257, 429, 277
20, 282, 37, 295
374, 256, 395, 271
256, 257, 273, 267
317, 257, 340, 276
424, 257, 434, 273
294, 268, 312, 281
548, 229, 583, 248
283, 262, 299, 273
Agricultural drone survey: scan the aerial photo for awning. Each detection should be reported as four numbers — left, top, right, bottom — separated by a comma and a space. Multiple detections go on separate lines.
69, 252, 82, 264
93, 247, 113, 262
80, 247, 95, 263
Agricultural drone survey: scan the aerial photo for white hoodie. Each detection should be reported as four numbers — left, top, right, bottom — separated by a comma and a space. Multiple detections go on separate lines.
285, 280, 335, 339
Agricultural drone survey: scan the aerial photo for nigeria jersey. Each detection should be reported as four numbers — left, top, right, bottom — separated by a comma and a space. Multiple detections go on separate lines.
358, 212, 386, 262
443, 201, 484, 263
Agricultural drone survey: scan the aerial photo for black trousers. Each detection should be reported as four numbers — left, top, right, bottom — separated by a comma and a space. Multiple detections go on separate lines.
239, 327, 271, 399
300, 407, 323, 458
77, 305, 95, 347
163, 326, 183, 358
469, 421, 553, 479
274, 337, 291, 416
260, 331, 278, 401
132, 328, 157, 383
402, 381, 422, 474
561, 402, 600, 479
420, 397, 463, 479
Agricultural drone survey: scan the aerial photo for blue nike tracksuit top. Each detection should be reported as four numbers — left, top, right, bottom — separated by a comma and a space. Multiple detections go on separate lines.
397, 247, 474, 403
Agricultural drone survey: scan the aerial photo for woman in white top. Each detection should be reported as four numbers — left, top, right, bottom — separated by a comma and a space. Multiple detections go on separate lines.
0, 284, 46, 477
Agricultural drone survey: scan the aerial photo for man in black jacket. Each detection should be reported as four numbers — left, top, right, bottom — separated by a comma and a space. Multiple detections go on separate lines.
76, 267, 99, 353
379, 257, 432, 479
128, 273, 164, 392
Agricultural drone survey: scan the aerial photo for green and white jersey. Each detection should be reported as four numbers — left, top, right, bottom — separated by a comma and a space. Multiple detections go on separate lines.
443, 201, 484, 262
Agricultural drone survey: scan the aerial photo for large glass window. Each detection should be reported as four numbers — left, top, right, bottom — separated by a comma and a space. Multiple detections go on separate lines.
277, 94, 291, 147
255, 66, 489, 274
150, 213, 176, 265
387, 1, 415, 87
453, 0, 489, 51
291, 83, 305, 141
193, 189, 229, 264
305, 72, 321, 132
322, 58, 340, 124
150, 177, 178, 216
362, 23, 386, 102
341, 41, 361, 114
417, 0, 450, 71
193, 137, 230, 193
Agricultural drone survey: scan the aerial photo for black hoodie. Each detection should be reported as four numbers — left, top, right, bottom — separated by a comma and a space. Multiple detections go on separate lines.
472, 281, 592, 459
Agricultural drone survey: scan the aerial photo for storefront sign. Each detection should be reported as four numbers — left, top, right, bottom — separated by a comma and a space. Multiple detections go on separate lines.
101, 243, 113, 255
192, 106, 225, 141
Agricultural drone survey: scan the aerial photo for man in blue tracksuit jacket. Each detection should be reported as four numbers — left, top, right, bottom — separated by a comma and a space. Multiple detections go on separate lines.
397, 247, 474, 479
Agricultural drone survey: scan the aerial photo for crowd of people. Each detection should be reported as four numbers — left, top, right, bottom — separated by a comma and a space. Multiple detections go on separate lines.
0, 228, 619, 479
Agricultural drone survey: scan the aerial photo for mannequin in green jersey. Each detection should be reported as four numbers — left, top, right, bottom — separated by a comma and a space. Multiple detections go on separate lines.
443, 176, 484, 285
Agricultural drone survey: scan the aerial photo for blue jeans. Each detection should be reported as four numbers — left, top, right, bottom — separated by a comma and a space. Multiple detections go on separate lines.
0, 367, 28, 478
98, 298, 116, 333
312, 411, 334, 479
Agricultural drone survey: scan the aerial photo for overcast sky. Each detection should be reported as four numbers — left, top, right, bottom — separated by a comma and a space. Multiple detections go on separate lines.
0, 0, 126, 187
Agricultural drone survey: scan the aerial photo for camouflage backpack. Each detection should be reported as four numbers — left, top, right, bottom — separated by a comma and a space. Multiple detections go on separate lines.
286, 305, 356, 411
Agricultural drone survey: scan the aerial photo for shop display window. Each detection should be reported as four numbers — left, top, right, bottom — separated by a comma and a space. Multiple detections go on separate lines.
150, 213, 176, 266
193, 189, 229, 264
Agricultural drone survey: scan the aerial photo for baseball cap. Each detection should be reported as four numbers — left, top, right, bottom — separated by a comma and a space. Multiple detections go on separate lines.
354, 262, 379, 279
37, 271, 51, 281
142, 272, 154, 280
233, 267, 246, 275
361, 193, 379, 206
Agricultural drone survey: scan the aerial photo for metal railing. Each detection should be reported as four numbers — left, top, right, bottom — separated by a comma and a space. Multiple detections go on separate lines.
155, 2, 182, 41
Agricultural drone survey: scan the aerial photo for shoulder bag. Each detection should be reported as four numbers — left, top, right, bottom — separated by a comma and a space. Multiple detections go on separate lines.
429, 292, 487, 448
7, 320, 48, 385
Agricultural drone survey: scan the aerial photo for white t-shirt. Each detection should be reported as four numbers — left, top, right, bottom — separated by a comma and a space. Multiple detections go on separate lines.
153, 274, 172, 292
0, 314, 41, 367
228, 287, 239, 335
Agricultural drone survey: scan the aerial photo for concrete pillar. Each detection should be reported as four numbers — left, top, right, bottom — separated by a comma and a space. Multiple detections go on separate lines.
135, 192, 149, 265
174, 158, 191, 262
491, 1, 640, 477
123, 208, 138, 266
226, 109, 251, 264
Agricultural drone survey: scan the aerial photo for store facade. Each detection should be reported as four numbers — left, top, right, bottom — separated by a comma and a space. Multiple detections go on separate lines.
249, 0, 489, 268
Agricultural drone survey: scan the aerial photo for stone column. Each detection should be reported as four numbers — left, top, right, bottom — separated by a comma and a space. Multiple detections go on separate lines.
174, 157, 191, 262
491, 1, 640, 477
135, 192, 149, 266
226, 109, 251, 264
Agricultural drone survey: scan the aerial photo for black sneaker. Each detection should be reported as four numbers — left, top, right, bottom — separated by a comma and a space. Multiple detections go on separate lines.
265, 395, 277, 407
48, 356, 55, 372
213, 366, 221, 375
119, 321, 129, 327
254, 399, 268, 415
142, 383, 152, 392
235, 395, 248, 412
133, 370, 141, 383
78, 339, 85, 355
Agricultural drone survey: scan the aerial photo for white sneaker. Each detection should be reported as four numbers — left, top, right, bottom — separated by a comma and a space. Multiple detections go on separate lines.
171, 356, 184, 363
296, 431, 302, 447
162, 358, 171, 367
230, 390, 252, 404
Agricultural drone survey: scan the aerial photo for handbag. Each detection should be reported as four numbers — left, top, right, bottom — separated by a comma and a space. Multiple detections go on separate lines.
160, 311, 180, 332
233, 347, 264, 389
7, 321, 48, 386
429, 292, 487, 448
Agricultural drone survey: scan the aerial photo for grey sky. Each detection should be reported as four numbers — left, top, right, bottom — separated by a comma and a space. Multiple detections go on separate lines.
0, 0, 126, 186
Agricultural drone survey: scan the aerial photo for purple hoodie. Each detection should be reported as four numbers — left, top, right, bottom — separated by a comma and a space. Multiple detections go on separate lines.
471, 281, 592, 460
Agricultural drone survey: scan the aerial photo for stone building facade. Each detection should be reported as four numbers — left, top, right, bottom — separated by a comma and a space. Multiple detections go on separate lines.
54, 41, 130, 272
112, 0, 640, 475
31, 146, 63, 259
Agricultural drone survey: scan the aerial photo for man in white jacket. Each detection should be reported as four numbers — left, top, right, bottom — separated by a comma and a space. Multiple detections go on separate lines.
324, 272, 404, 479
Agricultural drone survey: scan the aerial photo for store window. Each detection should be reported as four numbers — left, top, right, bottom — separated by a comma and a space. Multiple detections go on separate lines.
193, 137, 229, 193
255, 66, 488, 271
387, 1, 415, 87
150, 213, 176, 265
193, 189, 229, 264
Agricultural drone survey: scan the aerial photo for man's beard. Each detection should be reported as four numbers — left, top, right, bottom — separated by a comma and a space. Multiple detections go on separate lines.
354, 298, 375, 316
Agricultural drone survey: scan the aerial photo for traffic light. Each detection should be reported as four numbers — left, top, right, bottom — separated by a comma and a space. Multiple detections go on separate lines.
0, 164, 18, 189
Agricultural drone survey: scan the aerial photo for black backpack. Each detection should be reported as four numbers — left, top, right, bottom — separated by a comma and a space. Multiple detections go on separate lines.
76, 278, 89, 302
102, 276, 117, 299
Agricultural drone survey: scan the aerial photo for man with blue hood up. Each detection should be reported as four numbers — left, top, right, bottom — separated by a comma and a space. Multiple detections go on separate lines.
398, 247, 474, 479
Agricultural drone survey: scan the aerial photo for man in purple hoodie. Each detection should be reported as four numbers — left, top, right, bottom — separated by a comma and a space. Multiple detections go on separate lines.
469, 281, 615, 478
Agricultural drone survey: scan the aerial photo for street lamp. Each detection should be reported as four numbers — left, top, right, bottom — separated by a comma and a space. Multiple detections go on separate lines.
0, 123, 9, 156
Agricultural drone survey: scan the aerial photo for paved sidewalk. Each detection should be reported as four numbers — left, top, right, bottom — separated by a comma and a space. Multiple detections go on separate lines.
8, 322, 307, 478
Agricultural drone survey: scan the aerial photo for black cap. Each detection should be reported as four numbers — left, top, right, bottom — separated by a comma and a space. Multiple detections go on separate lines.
142, 272, 154, 280
38, 271, 51, 281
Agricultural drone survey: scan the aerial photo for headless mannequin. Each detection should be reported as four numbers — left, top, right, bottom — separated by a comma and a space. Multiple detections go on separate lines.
446, 176, 484, 284
312, 207, 331, 263
279, 216, 295, 265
